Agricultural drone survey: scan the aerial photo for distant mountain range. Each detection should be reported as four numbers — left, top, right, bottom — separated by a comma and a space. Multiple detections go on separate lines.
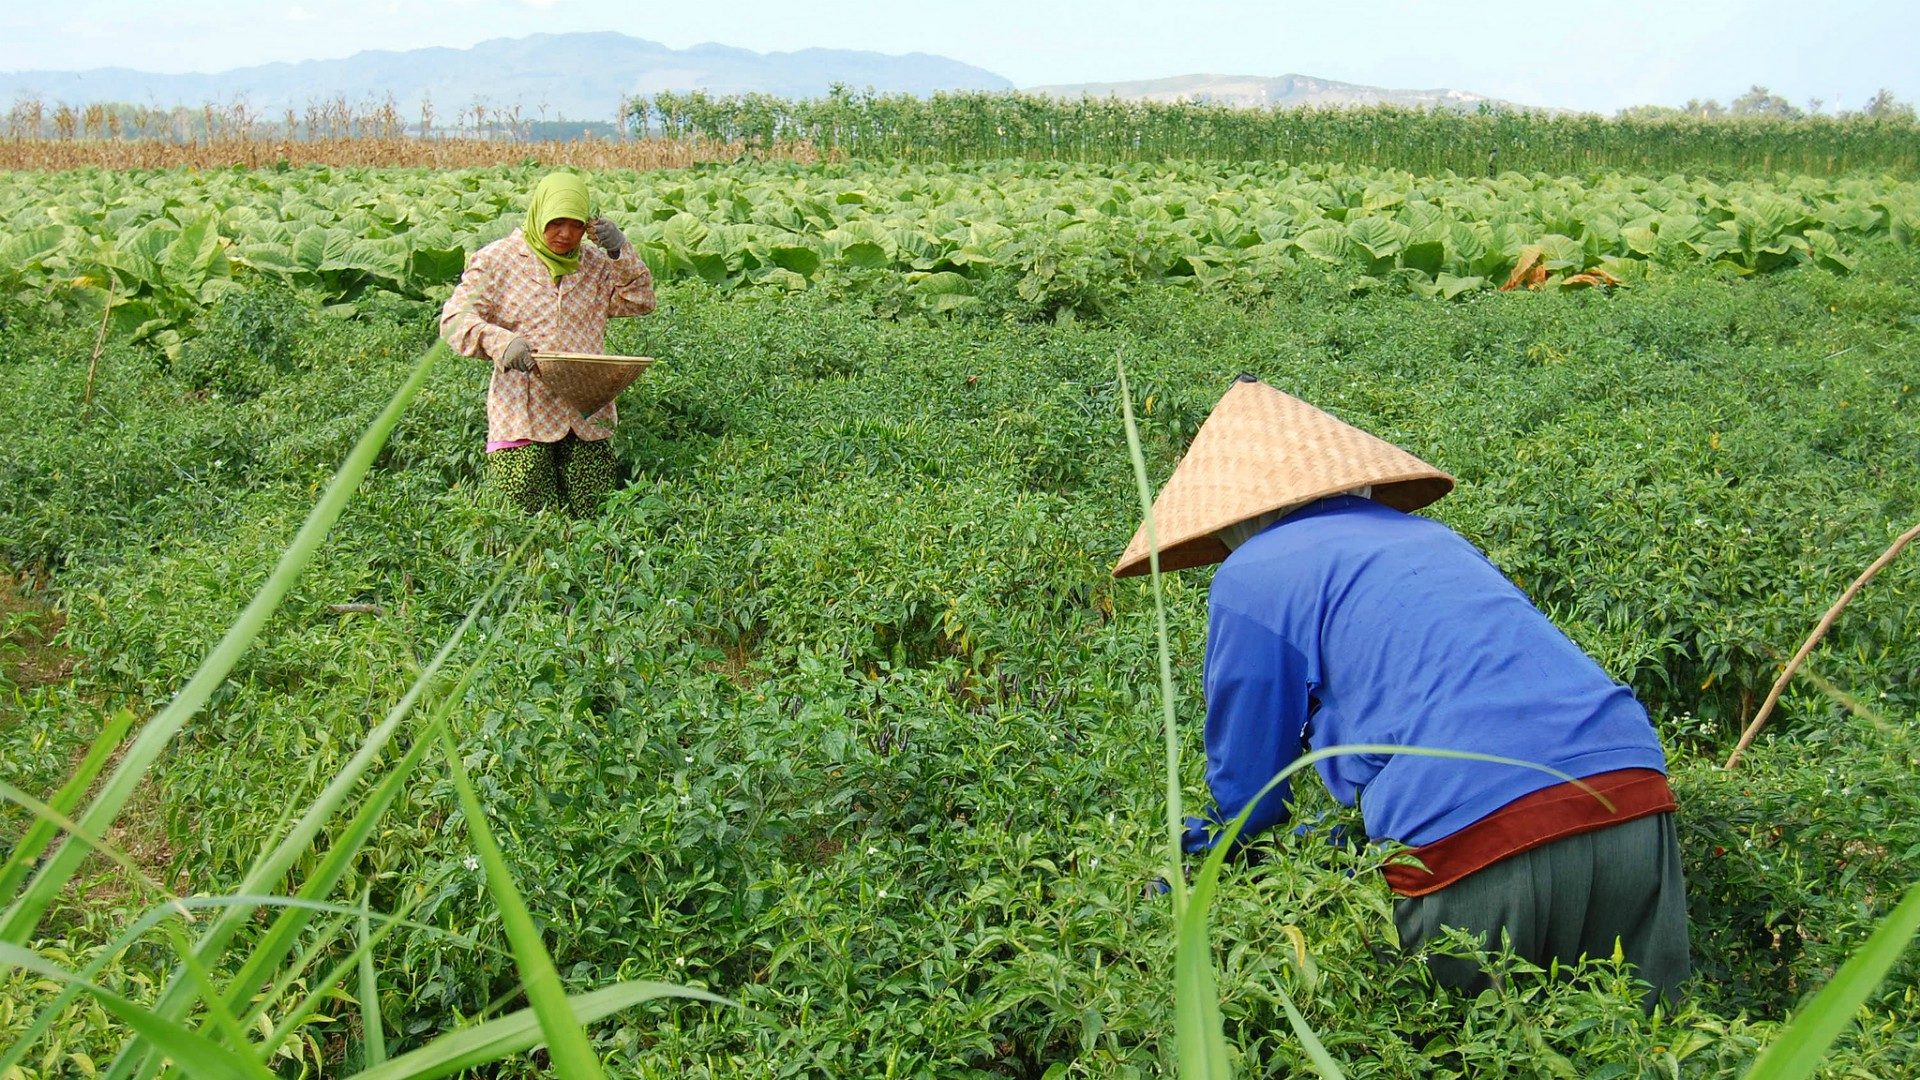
0, 33, 1534, 122
1025, 73, 1527, 112
0, 32, 1014, 122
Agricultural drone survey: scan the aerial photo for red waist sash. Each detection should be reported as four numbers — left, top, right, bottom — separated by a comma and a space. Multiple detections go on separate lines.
1382, 768, 1676, 898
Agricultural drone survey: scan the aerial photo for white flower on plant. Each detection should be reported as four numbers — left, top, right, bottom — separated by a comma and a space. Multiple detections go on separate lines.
877, 889, 887, 899
463, 855, 480, 872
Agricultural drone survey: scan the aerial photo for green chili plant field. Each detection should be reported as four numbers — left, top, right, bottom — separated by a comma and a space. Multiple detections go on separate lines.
0, 158, 1918, 1077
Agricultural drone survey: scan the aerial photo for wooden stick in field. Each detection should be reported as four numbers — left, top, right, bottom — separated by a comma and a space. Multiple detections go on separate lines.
82, 281, 116, 414
1725, 521, 1920, 769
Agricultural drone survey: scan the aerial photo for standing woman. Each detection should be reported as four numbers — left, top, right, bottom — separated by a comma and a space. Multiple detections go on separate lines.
441, 171, 655, 516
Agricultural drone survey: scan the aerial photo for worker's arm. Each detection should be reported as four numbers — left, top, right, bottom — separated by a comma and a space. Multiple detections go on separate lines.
439, 246, 519, 362
1184, 604, 1314, 854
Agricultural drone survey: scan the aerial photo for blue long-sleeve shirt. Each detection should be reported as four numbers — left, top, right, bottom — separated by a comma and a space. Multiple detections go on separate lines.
1189, 496, 1665, 852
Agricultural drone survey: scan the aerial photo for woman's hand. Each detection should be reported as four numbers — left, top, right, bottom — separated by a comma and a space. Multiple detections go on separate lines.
498, 335, 535, 373
589, 217, 626, 258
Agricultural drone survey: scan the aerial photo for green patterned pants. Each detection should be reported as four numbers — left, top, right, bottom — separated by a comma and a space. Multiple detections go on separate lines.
486, 436, 617, 517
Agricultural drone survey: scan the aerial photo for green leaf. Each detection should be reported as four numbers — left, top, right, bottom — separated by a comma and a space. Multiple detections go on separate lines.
1399, 239, 1445, 278
1533, 234, 1586, 271
1805, 229, 1855, 274
349, 981, 734, 1080
292, 226, 349, 273
357, 887, 386, 1068
907, 271, 978, 314
0, 710, 133, 901
162, 214, 224, 291
1294, 226, 1354, 264
769, 244, 823, 277
0, 225, 71, 277
839, 241, 891, 270
1347, 216, 1409, 260
408, 245, 468, 286
687, 252, 732, 285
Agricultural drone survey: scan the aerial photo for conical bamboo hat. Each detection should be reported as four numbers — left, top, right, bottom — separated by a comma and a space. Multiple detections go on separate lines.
1112, 376, 1454, 578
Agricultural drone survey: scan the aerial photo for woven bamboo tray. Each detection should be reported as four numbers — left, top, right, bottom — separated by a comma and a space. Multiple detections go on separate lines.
532, 352, 656, 416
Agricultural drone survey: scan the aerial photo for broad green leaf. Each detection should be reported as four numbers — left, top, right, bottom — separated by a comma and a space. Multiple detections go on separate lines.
408, 245, 467, 285
1805, 229, 1855, 274
840, 241, 892, 270
0, 225, 70, 276
1534, 234, 1586, 271
1294, 226, 1354, 264
907, 271, 978, 314
769, 244, 823, 277
1400, 239, 1445, 278
1347, 216, 1409, 260
749, 266, 811, 291
161, 214, 224, 291
687, 251, 732, 285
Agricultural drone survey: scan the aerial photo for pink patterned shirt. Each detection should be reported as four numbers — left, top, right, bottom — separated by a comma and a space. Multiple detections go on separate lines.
439, 232, 656, 444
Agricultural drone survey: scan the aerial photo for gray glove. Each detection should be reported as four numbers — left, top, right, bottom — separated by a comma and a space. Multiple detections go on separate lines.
498, 335, 535, 373
589, 216, 626, 258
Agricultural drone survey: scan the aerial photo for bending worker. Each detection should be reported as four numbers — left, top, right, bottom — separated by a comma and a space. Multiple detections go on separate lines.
440, 171, 655, 516
1114, 374, 1689, 1002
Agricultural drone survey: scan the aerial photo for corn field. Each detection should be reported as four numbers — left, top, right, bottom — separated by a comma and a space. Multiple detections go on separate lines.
10, 88, 1918, 176
631, 88, 1920, 177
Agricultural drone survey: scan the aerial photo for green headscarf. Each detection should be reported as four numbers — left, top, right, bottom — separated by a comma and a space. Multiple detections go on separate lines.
522, 172, 593, 281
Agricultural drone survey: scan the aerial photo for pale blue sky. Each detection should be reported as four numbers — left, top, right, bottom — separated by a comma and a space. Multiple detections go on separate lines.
3, 0, 1917, 114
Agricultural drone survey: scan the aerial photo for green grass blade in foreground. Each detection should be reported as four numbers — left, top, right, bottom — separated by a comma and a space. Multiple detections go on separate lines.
348, 981, 735, 1080
0, 779, 177, 906
358, 886, 388, 1067
1118, 362, 1230, 1078
262, 886, 429, 1060
1276, 988, 1345, 1080
0, 942, 278, 1080
110, 556, 502, 1080
1742, 877, 1920, 1080
0, 893, 498, 1077
226, 602, 502, 1026
1116, 365, 1187, 896
1, 342, 448, 946
162, 918, 261, 1062
0, 707, 132, 899
438, 724, 610, 1079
